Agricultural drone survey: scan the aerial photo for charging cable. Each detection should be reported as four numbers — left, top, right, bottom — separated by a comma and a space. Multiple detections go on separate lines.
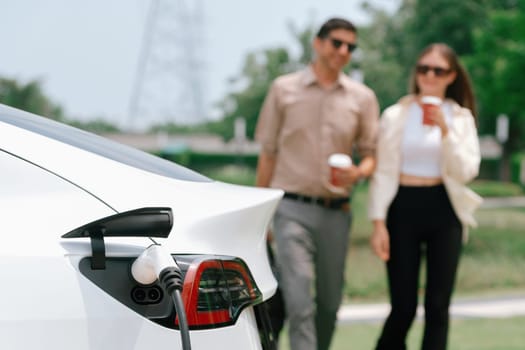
131, 245, 191, 350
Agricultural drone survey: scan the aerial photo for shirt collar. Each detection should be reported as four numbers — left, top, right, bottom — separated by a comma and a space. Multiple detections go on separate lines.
301, 65, 351, 91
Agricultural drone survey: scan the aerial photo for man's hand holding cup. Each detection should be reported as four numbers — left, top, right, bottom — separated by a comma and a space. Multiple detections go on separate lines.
328, 153, 360, 188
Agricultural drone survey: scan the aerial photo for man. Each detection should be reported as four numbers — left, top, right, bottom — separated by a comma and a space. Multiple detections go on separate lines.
255, 17, 379, 350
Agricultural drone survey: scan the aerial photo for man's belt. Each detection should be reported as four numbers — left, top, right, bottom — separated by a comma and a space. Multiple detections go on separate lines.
283, 192, 350, 211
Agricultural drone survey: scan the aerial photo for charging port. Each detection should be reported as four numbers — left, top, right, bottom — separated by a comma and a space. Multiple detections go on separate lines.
131, 285, 164, 304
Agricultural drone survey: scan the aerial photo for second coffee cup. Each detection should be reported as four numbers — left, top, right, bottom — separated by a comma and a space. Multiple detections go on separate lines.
421, 96, 442, 126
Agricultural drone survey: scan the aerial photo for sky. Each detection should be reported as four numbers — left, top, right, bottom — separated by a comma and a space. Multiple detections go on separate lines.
0, 0, 399, 130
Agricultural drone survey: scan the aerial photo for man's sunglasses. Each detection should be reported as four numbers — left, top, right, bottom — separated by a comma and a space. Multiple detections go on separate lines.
326, 37, 357, 53
416, 64, 453, 77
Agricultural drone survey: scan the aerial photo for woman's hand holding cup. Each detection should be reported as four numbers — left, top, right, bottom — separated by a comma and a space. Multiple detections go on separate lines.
421, 95, 442, 126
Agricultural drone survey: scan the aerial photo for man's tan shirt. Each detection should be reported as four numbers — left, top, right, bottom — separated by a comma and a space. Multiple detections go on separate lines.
256, 66, 379, 198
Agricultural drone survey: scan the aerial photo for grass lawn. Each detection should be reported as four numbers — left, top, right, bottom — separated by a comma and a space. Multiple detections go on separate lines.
343, 183, 525, 301
278, 316, 525, 350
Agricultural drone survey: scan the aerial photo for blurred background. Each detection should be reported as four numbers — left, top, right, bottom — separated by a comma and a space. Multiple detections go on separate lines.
1, 0, 523, 184
1, 1, 524, 348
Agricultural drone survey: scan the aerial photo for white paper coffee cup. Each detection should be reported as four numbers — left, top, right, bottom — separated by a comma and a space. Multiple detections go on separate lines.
421, 96, 442, 125
328, 153, 352, 186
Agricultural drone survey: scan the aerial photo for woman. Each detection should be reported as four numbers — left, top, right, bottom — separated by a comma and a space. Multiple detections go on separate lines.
368, 43, 483, 349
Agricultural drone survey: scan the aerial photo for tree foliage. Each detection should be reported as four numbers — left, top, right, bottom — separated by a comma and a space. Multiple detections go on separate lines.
212, 0, 525, 153
67, 119, 121, 133
466, 2, 525, 151
214, 20, 316, 141
0, 77, 122, 133
0, 78, 64, 120
359, 0, 525, 152
408, 0, 488, 55
358, 1, 412, 109
5, 1, 523, 153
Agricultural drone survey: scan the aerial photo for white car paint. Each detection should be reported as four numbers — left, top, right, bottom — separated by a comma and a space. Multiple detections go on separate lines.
0, 103, 283, 349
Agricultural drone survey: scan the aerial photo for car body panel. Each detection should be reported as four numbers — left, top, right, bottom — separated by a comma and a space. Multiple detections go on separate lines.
0, 104, 282, 349
0, 254, 263, 350
0, 106, 282, 299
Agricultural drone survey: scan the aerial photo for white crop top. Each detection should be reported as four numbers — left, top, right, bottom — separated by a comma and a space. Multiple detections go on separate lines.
401, 101, 453, 177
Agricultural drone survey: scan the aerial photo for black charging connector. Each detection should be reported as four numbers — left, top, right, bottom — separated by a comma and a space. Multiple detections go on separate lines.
159, 267, 191, 349
131, 245, 191, 350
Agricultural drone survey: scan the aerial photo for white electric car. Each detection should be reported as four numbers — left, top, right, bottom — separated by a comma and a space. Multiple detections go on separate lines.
0, 103, 282, 350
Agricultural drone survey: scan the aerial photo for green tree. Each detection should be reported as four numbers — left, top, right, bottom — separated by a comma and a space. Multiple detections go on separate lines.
358, 1, 413, 109
358, 0, 525, 179
213, 0, 525, 151
466, 2, 525, 152
68, 119, 121, 133
358, 0, 491, 109
215, 20, 316, 141
0, 76, 122, 133
0, 78, 64, 120
286, 19, 316, 66
408, 0, 488, 55
216, 54, 286, 141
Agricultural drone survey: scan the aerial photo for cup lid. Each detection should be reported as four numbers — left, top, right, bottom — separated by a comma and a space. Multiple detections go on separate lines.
328, 153, 352, 167
421, 96, 442, 105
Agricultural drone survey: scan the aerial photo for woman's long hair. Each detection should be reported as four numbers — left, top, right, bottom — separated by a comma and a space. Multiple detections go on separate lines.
409, 43, 477, 118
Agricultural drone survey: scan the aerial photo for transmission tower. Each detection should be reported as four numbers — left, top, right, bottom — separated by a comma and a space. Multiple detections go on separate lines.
129, 0, 207, 129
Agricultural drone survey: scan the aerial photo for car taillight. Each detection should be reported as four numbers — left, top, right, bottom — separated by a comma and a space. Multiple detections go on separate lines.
180, 257, 262, 329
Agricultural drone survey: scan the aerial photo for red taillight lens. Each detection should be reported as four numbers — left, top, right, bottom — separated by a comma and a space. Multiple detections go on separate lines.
180, 257, 262, 329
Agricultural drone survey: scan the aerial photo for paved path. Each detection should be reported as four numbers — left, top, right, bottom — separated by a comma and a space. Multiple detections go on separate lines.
337, 294, 525, 324
480, 196, 525, 209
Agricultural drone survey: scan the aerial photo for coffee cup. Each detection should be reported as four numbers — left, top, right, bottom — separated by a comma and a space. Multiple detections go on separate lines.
421, 96, 442, 126
328, 153, 352, 187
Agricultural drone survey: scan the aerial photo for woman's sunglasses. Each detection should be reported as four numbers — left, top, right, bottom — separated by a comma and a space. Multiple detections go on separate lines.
416, 64, 452, 77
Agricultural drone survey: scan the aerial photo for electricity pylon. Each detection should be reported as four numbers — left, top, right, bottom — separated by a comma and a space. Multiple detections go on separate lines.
128, 0, 206, 130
